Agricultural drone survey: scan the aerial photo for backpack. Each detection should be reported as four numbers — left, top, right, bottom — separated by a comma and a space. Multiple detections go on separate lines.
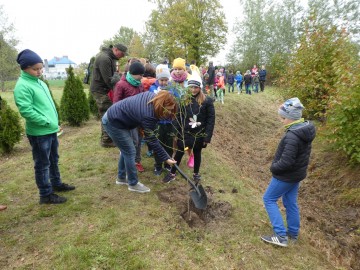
83, 57, 95, 84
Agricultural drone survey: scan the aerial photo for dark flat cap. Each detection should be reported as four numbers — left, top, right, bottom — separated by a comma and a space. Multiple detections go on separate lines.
115, 44, 128, 55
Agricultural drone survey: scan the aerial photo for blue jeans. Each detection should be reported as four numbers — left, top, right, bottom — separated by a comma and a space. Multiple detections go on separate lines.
236, 82, 242, 93
228, 83, 234, 93
27, 133, 62, 197
263, 177, 300, 237
102, 113, 138, 186
245, 83, 252, 94
253, 83, 259, 93
130, 128, 141, 163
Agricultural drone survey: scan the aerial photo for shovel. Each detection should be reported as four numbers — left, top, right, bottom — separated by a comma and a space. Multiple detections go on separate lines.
174, 164, 207, 210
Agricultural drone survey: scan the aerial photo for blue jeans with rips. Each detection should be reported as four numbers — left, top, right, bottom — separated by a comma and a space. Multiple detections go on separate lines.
27, 133, 62, 197
263, 177, 300, 237
102, 113, 138, 186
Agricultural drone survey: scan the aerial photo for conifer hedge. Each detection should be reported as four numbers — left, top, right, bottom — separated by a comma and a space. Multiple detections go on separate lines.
0, 96, 23, 153
60, 66, 89, 126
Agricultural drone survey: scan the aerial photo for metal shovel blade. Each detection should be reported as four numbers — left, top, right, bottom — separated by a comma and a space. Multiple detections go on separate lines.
189, 184, 207, 210
174, 164, 208, 209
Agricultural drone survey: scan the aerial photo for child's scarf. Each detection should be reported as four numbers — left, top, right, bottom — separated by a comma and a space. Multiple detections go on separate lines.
285, 118, 305, 130
170, 70, 187, 83
126, 72, 141, 87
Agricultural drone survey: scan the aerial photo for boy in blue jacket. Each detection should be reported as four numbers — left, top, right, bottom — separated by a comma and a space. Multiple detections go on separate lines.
234, 71, 243, 94
261, 97, 316, 247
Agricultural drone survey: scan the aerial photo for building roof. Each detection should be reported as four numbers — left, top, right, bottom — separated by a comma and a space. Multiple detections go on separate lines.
47, 56, 76, 66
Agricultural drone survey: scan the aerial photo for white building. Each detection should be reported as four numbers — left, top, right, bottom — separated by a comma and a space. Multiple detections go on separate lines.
43, 56, 77, 79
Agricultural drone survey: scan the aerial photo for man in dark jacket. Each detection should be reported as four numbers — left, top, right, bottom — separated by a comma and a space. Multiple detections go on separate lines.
90, 44, 128, 147
259, 65, 267, 92
261, 97, 316, 247
206, 61, 215, 98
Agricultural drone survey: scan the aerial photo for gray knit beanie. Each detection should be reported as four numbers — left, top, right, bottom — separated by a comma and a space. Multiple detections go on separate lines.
278, 97, 304, 120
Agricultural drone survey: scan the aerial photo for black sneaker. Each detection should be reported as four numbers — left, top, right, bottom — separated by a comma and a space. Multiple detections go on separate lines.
153, 167, 163, 176
193, 173, 201, 184
53, 183, 75, 192
162, 172, 176, 183
261, 234, 288, 247
40, 193, 67, 204
164, 164, 171, 172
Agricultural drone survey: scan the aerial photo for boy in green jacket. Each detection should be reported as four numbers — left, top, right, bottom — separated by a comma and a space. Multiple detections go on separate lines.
14, 49, 75, 204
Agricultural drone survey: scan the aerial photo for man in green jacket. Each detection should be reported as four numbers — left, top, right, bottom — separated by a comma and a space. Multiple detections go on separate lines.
14, 49, 75, 204
90, 44, 128, 147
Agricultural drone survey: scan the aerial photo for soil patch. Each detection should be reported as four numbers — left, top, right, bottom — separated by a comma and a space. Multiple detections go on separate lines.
157, 185, 232, 228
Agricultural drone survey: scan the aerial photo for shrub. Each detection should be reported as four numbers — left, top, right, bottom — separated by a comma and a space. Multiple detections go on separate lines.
60, 66, 89, 126
281, 15, 360, 164
325, 30, 360, 164
0, 96, 23, 153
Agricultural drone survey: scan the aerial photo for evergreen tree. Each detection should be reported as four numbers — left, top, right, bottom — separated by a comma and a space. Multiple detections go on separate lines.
0, 95, 23, 153
60, 66, 89, 126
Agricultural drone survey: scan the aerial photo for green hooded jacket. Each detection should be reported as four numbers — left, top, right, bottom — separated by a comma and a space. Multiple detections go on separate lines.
14, 71, 59, 136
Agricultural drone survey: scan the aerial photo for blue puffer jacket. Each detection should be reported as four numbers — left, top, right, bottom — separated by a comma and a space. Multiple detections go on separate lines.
270, 121, 316, 183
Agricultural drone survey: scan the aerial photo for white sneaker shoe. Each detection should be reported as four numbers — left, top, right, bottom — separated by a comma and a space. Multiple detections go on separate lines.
128, 182, 150, 193
115, 177, 128, 185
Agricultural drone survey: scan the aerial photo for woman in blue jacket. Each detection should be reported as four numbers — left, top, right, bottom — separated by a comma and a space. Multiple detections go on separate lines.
102, 91, 177, 193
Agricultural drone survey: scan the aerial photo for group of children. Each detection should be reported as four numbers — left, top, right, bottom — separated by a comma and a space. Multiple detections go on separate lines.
200, 64, 267, 105
109, 57, 216, 187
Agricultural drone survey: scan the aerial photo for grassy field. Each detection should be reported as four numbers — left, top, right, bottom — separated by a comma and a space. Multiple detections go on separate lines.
0, 87, 346, 269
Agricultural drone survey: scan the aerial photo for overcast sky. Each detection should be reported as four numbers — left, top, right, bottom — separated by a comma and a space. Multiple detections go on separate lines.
0, 0, 241, 65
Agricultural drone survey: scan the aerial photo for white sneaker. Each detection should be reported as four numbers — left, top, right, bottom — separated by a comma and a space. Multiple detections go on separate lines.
221, 100, 224, 104
128, 182, 150, 193
115, 177, 128, 185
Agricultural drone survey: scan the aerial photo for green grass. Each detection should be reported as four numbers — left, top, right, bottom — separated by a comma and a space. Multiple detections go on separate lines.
0, 87, 340, 269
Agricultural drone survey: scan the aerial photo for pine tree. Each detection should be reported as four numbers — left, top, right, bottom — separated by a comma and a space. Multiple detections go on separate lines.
0, 96, 23, 153
60, 66, 90, 126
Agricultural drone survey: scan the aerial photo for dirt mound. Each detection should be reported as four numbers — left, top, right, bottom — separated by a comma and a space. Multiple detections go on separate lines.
157, 185, 232, 228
